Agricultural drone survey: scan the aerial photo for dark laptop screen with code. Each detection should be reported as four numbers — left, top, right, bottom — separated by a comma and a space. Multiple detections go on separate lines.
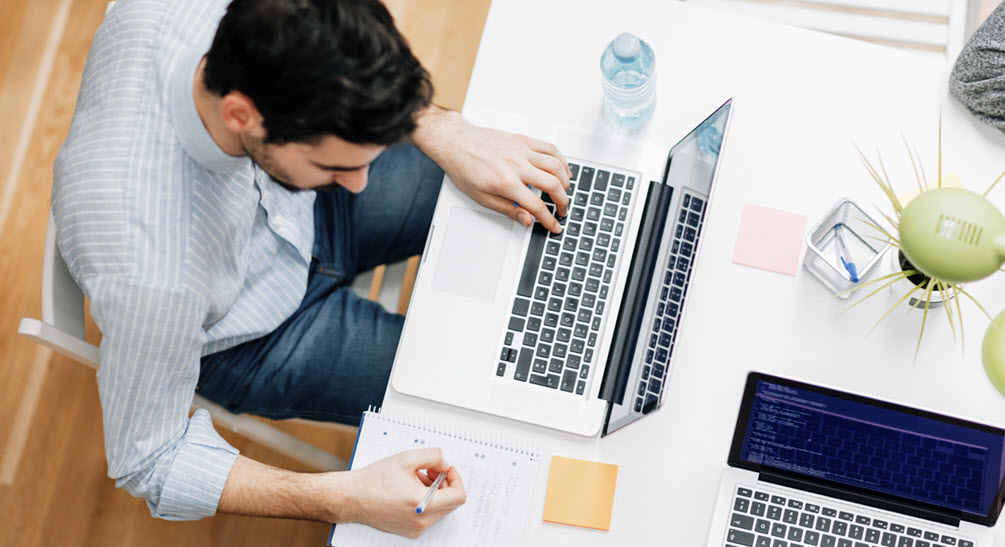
730, 374, 1005, 522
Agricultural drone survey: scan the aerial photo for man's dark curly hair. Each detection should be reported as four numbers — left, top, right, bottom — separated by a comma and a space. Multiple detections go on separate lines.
203, 0, 432, 145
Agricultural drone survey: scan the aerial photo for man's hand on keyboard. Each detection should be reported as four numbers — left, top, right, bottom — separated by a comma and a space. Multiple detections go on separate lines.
411, 107, 571, 233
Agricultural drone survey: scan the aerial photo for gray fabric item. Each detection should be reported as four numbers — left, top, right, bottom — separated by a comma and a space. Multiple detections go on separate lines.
950, 1, 1005, 133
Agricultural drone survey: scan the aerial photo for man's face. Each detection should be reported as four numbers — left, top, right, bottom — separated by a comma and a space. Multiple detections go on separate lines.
242, 132, 386, 193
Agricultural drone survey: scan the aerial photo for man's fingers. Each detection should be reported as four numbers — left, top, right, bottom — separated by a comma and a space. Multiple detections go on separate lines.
528, 151, 571, 192
523, 137, 571, 179
522, 161, 569, 217
395, 447, 445, 471
416, 469, 434, 487
423, 467, 466, 513
510, 182, 561, 234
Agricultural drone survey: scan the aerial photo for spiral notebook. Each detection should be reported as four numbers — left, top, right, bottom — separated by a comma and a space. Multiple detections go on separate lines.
328, 410, 542, 546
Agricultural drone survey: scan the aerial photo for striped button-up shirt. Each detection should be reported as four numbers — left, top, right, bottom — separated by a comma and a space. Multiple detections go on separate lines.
52, 0, 316, 520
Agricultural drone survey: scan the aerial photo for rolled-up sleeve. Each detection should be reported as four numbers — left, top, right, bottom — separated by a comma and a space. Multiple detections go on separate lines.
88, 276, 239, 520
950, 2, 1005, 133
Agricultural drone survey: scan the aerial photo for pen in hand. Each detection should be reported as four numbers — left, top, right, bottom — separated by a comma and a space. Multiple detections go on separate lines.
415, 468, 449, 514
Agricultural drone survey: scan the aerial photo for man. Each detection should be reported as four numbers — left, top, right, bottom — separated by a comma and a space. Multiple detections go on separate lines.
950, 1, 1005, 132
53, 0, 570, 537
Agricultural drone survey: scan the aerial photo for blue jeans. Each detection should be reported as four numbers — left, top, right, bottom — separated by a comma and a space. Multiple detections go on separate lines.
196, 144, 443, 425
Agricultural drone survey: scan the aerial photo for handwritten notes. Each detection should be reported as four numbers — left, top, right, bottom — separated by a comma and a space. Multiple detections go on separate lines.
329, 412, 541, 546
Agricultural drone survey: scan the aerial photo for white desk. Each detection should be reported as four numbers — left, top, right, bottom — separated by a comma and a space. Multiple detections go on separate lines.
383, 0, 1005, 544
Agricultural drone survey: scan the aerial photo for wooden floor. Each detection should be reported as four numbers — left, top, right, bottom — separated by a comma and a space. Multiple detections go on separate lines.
1, 0, 1001, 546
0, 0, 489, 545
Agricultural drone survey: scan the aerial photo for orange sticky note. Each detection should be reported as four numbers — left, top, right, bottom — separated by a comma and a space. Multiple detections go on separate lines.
542, 455, 618, 531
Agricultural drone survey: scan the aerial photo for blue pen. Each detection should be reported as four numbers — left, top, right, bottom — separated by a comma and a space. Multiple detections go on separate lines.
415, 469, 448, 514
834, 225, 859, 283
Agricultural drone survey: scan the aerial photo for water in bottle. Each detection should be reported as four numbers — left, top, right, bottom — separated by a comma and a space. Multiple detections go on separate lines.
600, 33, 656, 129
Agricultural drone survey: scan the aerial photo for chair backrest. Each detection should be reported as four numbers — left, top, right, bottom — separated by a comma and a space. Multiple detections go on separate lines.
42, 213, 86, 340
18, 211, 351, 470
683, 0, 976, 60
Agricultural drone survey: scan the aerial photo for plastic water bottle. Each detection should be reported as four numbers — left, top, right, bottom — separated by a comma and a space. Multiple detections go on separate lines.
600, 33, 656, 129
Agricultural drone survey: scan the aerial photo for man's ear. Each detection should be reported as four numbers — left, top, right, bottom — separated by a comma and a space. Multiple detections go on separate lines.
220, 91, 263, 135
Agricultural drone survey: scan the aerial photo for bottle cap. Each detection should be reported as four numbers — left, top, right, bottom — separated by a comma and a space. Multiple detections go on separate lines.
612, 33, 641, 63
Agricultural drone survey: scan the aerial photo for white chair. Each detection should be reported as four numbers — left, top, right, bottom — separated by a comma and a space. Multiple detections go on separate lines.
18, 213, 351, 471
683, 0, 980, 60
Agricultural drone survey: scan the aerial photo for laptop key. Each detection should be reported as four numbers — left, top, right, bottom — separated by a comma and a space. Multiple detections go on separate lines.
727, 529, 755, 546
580, 365, 589, 379
567, 354, 581, 369
533, 359, 548, 374
783, 509, 798, 524
529, 373, 560, 389
578, 167, 594, 192
516, 222, 549, 298
514, 349, 532, 381
496, 363, 506, 377
548, 359, 563, 373
575, 380, 585, 395
560, 369, 577, 392
594, 170, 609, 191
512, 298, 530, 317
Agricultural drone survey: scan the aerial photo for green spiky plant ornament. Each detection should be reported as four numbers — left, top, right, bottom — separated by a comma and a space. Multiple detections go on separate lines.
849, 119, 1005, 395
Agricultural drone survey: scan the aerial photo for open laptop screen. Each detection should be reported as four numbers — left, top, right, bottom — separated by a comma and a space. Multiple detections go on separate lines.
729, 373, 1005, 524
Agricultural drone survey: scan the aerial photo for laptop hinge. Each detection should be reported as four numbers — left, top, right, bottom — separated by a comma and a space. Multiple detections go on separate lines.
758, 469, 962, 528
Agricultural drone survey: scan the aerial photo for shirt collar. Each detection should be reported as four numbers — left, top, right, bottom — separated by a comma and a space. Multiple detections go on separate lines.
169, 43, 249, 174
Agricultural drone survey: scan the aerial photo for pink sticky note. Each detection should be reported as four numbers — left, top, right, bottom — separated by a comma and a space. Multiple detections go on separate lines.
732, 203, 807, 276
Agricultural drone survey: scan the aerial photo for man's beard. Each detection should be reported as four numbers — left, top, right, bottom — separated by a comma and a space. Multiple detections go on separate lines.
241, 133, 303, 193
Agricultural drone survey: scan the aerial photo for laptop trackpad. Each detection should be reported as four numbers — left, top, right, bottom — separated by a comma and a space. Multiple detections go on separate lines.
431, 206, 512, 302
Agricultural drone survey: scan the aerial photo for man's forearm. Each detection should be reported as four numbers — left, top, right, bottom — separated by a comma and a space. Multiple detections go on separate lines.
407, 104, 463, 163
217, 455, 354, 523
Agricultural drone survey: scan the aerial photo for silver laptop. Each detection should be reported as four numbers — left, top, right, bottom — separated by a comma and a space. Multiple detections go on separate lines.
392, 100, 732, 436
707, 372, 1005, 547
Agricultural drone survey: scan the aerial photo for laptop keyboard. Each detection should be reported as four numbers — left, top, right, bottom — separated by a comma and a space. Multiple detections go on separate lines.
634, 188, 707, 413
724, 485, 975, 547
495, 159, 638, 394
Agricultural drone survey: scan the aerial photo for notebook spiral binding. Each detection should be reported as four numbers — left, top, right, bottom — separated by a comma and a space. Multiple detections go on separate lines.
367, 406, 541, 458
